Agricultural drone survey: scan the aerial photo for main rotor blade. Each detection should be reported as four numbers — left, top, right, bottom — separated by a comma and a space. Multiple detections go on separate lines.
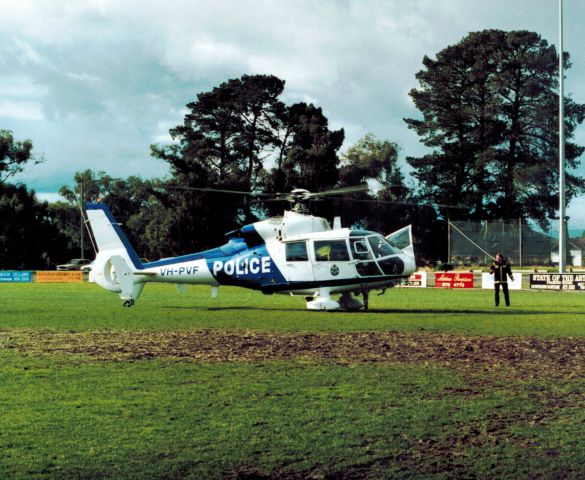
166, 184, 371, 201
304, 184, 370, 198
166, 186, 272, 197
328, 196, 471, 210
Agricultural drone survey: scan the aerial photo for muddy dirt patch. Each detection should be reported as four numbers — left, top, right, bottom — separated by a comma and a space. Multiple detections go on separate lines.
1, 329, 584, 378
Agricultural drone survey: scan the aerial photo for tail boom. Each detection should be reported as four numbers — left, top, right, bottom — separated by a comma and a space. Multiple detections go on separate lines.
85, 203, 217, 304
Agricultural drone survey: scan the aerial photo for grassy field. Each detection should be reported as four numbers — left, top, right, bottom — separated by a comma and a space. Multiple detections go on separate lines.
3, 282, 585, 335
1, 283, 585, 479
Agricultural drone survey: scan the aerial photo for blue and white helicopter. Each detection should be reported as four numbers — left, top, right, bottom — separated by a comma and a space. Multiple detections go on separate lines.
85, 187, 416, 311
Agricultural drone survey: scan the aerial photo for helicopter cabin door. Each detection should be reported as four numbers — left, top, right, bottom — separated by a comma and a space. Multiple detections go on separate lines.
385, 225, 414, 258
311, 239, 356, 282
283, 240, 313, 282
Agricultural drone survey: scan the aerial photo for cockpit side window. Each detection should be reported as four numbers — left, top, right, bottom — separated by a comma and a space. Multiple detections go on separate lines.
350, 238, 372, 260
314, 240, 350, 261
286, 241, 308, 261
368, 235, 400, 258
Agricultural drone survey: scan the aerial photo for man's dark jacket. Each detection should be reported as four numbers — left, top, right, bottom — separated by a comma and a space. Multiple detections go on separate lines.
490, 260, 512, 283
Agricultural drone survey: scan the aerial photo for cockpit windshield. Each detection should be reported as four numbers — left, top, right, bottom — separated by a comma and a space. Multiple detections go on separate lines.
368, 235, 400, 258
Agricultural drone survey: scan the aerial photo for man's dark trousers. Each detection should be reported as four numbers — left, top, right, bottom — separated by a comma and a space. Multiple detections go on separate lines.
495, 281, 510, 307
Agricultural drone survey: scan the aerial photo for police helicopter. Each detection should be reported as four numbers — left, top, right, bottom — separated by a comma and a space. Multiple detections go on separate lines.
84, 185, 416, 311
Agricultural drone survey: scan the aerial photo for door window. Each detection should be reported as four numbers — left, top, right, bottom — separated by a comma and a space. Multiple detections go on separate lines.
314, 240, 350, 261
285, 241, 308, 261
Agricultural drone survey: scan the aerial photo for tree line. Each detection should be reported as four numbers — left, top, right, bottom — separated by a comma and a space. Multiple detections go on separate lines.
1, 29, 583, 269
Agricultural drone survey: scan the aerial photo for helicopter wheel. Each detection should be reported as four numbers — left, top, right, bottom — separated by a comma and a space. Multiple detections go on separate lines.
122, 299, 135, 308
338, 292, 364, 311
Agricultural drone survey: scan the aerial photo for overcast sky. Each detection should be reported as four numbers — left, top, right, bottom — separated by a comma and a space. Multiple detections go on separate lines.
2, 0, 585, 228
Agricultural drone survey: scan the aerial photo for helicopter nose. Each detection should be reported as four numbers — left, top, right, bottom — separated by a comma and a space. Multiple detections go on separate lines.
402, 253, 416, 275
378, 256, 404, 275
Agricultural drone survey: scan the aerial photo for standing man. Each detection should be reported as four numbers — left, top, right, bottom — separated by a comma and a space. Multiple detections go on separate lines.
489, 252, 514, 307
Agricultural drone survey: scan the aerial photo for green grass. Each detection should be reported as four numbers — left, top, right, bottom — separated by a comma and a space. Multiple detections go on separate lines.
1, 283, 585, 478
2, 282, 585, 336
1, 352, 584, 479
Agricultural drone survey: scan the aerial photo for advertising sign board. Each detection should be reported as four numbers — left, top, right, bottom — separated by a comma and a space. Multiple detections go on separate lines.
434, 272, 474, 288
482, 273, 522, 290
0, 271, 33, 283
36, 271, 83, 283
530, 273, 585, 291
407, 271, 427, 287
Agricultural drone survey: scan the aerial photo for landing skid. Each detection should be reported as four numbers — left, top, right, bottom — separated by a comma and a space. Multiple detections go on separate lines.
306, 289, 368, 311
306, 287, 339, 310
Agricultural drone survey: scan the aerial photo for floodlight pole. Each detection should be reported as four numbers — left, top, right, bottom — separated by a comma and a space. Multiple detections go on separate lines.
519, 218, 522, 268
447, 218, 451, 263
558, 0, 567, 273
80, 181, 84, 260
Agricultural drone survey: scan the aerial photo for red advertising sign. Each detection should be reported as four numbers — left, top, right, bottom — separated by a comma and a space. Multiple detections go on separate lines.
407, 271, 427, 287
434, 272, 474, 288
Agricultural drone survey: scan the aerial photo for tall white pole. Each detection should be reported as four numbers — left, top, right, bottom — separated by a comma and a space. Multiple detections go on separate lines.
559, 0, 566, 273
80, 181, 84, 260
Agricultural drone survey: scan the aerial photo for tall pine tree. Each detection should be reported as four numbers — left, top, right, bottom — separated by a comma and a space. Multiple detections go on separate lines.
405, 30, 585, 227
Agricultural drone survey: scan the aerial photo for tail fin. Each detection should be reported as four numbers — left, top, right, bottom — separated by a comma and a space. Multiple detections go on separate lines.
85, 202, 143, 269
85, 202, 145, 305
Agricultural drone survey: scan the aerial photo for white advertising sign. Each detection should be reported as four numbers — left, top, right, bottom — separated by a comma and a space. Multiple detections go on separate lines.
407, 271, 427, 287
482, 273, 522, 290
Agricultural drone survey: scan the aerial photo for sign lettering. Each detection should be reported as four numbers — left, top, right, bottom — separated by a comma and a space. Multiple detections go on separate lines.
434, 272, 474, 289
213, 256, 271, 277
530, 273, 585, 291
0, 271, 33, 283
159, 265, 199, 276
36, 271, 83, 283
406, 271, 427, 288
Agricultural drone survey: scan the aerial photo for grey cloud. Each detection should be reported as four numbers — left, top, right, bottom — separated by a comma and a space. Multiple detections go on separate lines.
1, 0, 584, 223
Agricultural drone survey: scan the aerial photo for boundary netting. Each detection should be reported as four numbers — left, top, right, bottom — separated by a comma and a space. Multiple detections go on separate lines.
448, 219, 568, 267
